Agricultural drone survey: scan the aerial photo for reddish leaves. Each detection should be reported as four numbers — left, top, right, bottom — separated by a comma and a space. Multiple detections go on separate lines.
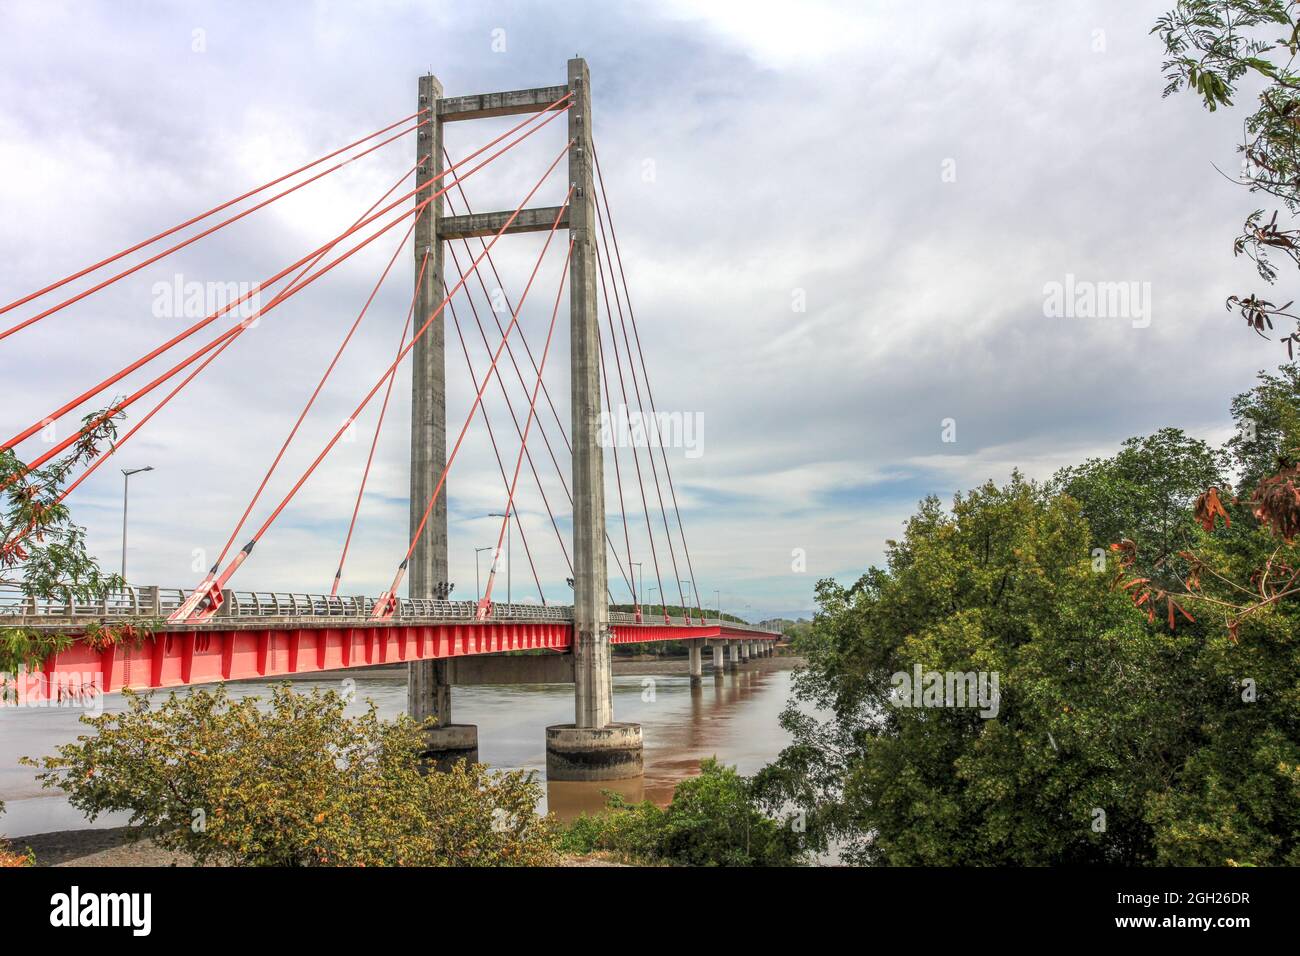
1194, 486, 1232, 532
1250, 464, 1300, 541
1107, 539, 1195, 630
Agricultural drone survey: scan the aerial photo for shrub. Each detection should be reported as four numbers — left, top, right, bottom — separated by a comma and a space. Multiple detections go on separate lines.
560, 758, 804, 866
24, 684, 558, 866
0, 843, 33, 867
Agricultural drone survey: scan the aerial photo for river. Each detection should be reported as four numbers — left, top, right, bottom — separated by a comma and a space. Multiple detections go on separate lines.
0, 661, 800, 838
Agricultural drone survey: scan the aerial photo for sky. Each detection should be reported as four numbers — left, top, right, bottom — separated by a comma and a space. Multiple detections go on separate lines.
0, 0, 1287, 621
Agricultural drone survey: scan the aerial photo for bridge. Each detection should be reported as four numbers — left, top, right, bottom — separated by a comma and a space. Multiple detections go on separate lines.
0, 59, 781, 780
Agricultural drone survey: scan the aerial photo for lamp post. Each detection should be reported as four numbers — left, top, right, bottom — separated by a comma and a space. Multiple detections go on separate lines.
120, 466, 154, 582
714, 588, 721, 624
488, 510, 512, 604
650, 585, 661, 618
474, 546, 492, 604
632, 562, 643, 608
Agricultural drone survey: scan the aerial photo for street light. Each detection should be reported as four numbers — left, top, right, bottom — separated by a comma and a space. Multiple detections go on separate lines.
632, 562, 643, 608
474, 546, 493, 604
650, 585, 660, 618
488, 509, 512, 604
120, 466, 154, 582
714, 588, 721, 624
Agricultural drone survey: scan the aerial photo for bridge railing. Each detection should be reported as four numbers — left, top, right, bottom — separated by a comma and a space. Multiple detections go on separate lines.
0, 583, 782, 634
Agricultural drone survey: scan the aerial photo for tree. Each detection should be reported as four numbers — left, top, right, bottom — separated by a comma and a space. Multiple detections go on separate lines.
755, 465, 1299, 865
0, 407, 134, 687
1227, 361, 1300, 486
561, 758, 804, 866
1054, 428, 1227, 561
25, 684, 560, 866
1155, 1, 1300, 351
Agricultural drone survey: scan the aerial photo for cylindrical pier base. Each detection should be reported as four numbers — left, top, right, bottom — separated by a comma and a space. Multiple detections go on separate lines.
545, 722, 644, 781
420, 724, 479, 773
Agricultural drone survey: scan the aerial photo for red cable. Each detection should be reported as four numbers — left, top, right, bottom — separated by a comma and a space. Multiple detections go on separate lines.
2, 161, 425, 553
175, 143, 573, 615
597, 322, 638, 606
443, 147, 571, 451
444, 238, 573, 576
482, 242, 572, 611
444, 189, 573, 501
372, 185, 574, 615
447, 296, 549, 603
14, 183, 438, 477
333, 249, 430, 595
594, 138, 705, 617
596, 216, 685, 617
4, 96, 573, 458
595, 223, 667, 621
0, 118, 427, 344
443, 179, 634, 598
215, 202, 426, 570
0, 110, 429, 320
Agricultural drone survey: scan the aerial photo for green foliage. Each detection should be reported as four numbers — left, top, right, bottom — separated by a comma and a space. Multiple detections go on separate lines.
24, 684, 560, 866
1055, 428, 1227, 559
1154, 3, 1300, 347
560, 758, 804, 866
1228, 362, 1300, 486
756, 427, 1300, 865
0, 407, 133, 686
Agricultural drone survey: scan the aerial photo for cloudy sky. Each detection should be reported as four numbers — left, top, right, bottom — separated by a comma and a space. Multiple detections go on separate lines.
0, 0, 1284, 620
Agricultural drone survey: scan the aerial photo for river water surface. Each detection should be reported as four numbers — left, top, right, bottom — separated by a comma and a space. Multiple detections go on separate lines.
0, 664, 799, 838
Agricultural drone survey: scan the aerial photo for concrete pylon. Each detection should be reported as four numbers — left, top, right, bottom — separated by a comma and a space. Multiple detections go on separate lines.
545, 57, 642, 782
407, 73, 476, 770
687, 642, 703, 684
740, 641, 750, 663
727, 641, 740, 671
712, 642, 725, 678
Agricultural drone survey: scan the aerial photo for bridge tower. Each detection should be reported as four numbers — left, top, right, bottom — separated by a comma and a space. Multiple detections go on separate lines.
544, 57, 643, 781
408, 60, 642, 780
408, 72, 477, 770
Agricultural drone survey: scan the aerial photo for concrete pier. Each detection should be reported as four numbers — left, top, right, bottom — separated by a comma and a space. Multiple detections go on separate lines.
544, 57, 642, 781
727, 641, 740, 671
740, 641, 751, 664
546, 723, 644, 781
688, 642, 703, 684
712, 642, 725, 679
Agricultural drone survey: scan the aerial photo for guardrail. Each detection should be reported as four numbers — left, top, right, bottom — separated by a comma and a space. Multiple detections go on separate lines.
0, 584, 782, 634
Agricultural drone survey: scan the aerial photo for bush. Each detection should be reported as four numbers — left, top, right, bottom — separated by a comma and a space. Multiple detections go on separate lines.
24, 684, 559, 866
560, 758, 804, 866
0, 843, 33, 867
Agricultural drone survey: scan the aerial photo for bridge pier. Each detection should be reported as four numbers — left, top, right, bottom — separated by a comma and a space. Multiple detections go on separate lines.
544, 57, 642, 783
711, 641, 725, 679
727, 641, 740, 671
740, 641, 750, 664
688, 642, 703, 684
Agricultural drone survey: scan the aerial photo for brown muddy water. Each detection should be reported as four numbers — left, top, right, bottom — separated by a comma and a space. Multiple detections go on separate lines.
0, 661, 805, 838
